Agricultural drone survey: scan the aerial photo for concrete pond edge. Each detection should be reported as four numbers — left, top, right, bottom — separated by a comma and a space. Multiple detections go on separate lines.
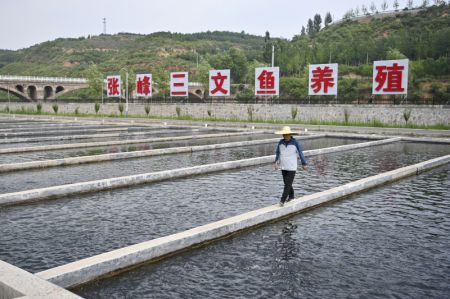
35, 154, 450, 289
0, 130, 262, 154
0, 260, 82, 299
0, 135, 324, 172
0, 137, 400, 207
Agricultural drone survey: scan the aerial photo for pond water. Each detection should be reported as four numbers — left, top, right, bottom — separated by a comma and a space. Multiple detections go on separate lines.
74, 164, 450, 299
0, 137, 358, 193
0, 128, 234, 149
0, 133, 278, 164
0, 142, 448, 273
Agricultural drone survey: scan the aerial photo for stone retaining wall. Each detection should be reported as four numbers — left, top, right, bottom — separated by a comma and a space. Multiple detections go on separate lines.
1, 103, 449, 126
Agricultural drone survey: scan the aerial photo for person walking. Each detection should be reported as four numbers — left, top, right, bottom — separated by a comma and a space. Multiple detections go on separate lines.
274, 126, 308, 206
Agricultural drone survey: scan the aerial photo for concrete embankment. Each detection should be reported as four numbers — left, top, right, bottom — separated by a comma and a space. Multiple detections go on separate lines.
35, 154, 450, 289
0, 138, 400, 207
0, 260, 82, 299
0, 131, 262, 154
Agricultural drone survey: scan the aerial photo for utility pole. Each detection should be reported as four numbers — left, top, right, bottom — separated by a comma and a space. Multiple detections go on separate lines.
125, 71, 128, 118
7, 84, 10, 112
103, 18, 106, 35
271, 44, 275, 67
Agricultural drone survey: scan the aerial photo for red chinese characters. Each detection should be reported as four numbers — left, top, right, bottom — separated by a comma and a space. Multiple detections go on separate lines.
136, 74, 152, 97
106, 75, 121, 97
255, 67, 279, 96
170, 72, 189, 97
373, 60, 409, 95
209, 70, 230, 97
309, 64, 338, 95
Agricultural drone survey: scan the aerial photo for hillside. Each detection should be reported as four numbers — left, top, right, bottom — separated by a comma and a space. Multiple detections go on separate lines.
0, 31, 268, 77
274, 4, 450, 102
0, 4, 449, 102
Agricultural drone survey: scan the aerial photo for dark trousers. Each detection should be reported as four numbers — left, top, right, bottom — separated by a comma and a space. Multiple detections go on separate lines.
281, 170, 296, 202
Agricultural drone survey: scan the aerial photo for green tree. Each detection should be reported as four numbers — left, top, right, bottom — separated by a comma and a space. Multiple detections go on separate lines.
153, 66, 169, 98
324, 12, 333, 27
208, 48, 248, 83
313, 14, 322, 33
85, 64, 103, 99
300, 26, 306, 35
306, 19, 314, 36
393, 0, 399, 11
386, 48, 407, 59
263, 31, 272, 64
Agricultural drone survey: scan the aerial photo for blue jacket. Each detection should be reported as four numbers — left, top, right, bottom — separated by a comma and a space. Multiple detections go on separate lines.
275, 137, 307, 171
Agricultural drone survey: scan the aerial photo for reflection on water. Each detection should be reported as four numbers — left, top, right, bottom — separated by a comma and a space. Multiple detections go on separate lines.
0, 133, 278, 164
0, 137, 359, 193
0, 142, 448, 275
74, 165, 450, 299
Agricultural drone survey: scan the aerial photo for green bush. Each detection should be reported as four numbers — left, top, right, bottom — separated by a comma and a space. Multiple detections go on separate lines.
52, 103, 59, 114
247, 105, 255, 121
291, 106, 298, 120
36, 102, 42, 114
344, 108, 350, 124
118, 103, 124, 116
403, 109, 412, 124
94, 102, 101, 114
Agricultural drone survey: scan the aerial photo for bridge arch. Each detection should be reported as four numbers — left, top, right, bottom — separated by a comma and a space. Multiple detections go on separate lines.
15, 85, 24, 93
44, 86, 54, 99
27, 86, 37, 100
55, 86, 64, 94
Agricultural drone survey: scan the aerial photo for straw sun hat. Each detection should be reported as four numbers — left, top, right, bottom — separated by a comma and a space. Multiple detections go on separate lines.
274, 126, 298, 135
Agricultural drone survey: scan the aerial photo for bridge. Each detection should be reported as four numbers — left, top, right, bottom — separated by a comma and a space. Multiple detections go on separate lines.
0, 75, 206, 101
0, 75, 88, 101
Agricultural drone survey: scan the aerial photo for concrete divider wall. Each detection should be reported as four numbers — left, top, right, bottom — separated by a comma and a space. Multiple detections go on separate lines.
0, 137, 400, 207
0, 127, 129, 138
0, 137, 286, 172
0, 260, 82, 299
0, 131, 261, 154
0, 129, 201, 145
0, 135, 325, 172
35, 154, 450, 288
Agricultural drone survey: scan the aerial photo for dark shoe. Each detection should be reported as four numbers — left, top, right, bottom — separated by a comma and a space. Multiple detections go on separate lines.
287, 197, 294, 202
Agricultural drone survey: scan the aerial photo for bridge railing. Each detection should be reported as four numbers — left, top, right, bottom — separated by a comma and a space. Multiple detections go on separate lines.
0, 75, 87, 84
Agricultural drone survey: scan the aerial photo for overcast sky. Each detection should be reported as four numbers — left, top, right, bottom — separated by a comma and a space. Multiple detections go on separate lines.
1, 0, 413, 50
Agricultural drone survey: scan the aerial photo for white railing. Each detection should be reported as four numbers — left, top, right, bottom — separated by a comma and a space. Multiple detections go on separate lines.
0, 75, 205, 86
0, 75, 87, 84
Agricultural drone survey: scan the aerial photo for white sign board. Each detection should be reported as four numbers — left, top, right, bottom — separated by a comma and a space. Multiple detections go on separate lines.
308, 63, 338, 96
136, 74, 152, 97
106, 75, 121, 97
372, 59, 409, 95
255, 67, 279, 96
170, 72, 189, 97
209, 69, 231, 97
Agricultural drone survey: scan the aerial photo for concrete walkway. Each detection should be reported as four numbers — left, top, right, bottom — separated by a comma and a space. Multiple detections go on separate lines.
35, 154, 450, 289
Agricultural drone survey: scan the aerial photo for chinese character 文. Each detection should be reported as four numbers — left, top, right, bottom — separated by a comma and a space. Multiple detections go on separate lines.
257, 70, 276, 94
375, 63, 405, 92
107, 77, 120, 96
137, 76, 151, 96
211, 72, 228, 95
311, 66, 335, 93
